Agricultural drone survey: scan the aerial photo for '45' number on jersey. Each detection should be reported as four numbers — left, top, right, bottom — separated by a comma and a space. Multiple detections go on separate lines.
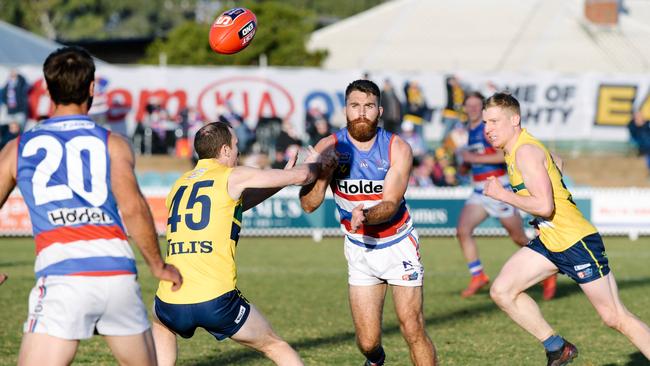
22, 135, 108, 207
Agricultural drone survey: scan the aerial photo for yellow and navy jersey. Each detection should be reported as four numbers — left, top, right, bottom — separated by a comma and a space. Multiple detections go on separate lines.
505, 129, 597, 252
156, 159, 242, 304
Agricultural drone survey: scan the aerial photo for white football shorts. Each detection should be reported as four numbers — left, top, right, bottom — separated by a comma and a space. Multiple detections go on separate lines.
466, 191, 517, 218
24, 275, 150, 340
344, 229, 424, 287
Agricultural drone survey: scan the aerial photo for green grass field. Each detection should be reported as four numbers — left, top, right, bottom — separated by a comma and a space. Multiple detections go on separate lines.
1, 236, 650, 365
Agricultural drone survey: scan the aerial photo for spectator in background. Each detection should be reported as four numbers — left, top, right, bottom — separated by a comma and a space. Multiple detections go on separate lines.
0, 69, 29, 149
628, 110, 650, 177
410, 157, 435, 187
432, 147, 452, 187
105, 95, 131, 137
380, 79, 402, 134
306, 106, 331, 146
273, 119, 303, 169
443, 166, 459, 186
399, 120, 427, 159
309, 118, 331, 147
442, 75, 466, 139
218, 103, 254, 154
403, 80, 430, 137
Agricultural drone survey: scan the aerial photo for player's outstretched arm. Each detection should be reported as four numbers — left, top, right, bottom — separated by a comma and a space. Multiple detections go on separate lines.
0, 139, 17, 208
484, 144, 554, 218
462, 149, 506, 164
228, 146, 321, 201
241, 150, 300, 211
108, 134, 182, 290
351, 136, 412, 231
299, 135, 337, 213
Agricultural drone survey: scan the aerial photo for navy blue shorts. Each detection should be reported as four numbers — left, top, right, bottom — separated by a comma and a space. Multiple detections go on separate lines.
154, 289, 250, 340
527, 233, 610, 284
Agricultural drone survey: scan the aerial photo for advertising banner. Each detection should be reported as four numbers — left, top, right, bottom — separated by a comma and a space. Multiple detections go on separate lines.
0, 187, 597, 237
6, 66, 650, 142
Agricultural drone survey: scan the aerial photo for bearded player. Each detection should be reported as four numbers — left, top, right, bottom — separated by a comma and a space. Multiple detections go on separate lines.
300, 80, 436, 366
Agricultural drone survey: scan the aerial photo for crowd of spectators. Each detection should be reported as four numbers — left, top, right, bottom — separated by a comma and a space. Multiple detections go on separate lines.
4, 69, 649, 187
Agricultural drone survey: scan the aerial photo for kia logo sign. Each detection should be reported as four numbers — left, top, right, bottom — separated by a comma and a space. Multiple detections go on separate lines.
197, 76, 295, 123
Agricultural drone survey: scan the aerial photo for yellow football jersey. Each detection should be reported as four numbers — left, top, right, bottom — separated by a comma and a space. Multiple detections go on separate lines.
505, 129, 596, 252
156, 159, 242, 304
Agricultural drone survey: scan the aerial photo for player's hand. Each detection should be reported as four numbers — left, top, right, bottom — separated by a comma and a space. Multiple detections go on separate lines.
284, 150, 298, 169
303, 145, 321, 165
483, 176, 505, 201
350, 204, 366, 233
154, 264, 183, 291
320, 148, 338, 177
0, 273, 7, 286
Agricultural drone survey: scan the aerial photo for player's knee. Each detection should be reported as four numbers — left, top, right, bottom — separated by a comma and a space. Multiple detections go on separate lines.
399, 316, 425, 342
258, 336, 291, 356
356, 337, 381, 355
456, 225, 471, 240
599, 309, 624, 330
489, 280, 511, 306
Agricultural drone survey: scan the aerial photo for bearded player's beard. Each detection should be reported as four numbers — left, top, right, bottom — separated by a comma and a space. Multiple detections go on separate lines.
347, 116, 379, 142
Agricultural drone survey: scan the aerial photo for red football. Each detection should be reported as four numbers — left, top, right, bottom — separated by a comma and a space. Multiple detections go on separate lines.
209, 8, 257, 54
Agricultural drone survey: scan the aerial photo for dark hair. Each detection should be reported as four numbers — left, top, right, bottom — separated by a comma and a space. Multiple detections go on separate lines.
345, 79, 381, 104
194, 122, 233, 159
484, 92, 520, 116
464, 91, 485, 105
43, 46, 95, 106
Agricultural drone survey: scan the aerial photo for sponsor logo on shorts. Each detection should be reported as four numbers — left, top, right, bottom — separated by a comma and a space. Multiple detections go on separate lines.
402, 272, 419, 281
234, 305, 246, 324
577, 268, 593, 279
402, 260, 414, 270
574, 263, 591, 271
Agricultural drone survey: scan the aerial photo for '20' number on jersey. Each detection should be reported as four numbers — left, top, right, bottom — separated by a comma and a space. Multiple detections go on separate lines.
167, 180, 214, 233
21, 135, 108, 207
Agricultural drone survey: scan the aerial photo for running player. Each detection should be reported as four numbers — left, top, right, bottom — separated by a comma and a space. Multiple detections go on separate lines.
456, 91, 556, 300
0, 46, 182, 365
300, 80, 436, 365
483, 92, 650, 365
152, 122, 328, 366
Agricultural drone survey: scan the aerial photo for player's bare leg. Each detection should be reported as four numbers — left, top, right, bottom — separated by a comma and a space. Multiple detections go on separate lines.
18, 333, 79, 366
152, 318, 177, 366
456, 204, 490, 297
104, 331, 157, 366
499, 214, 557, 300
581, 272, 650, 358
490, 247, 558, 341
349, 284, 387, 365
391, 285, 436, 365
231, 304, 303, 366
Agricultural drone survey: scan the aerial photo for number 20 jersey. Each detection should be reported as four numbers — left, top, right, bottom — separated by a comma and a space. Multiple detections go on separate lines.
16, 115, 136, 279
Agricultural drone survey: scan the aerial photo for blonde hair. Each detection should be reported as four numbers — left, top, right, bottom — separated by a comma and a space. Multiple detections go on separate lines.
484, 92, 520, 117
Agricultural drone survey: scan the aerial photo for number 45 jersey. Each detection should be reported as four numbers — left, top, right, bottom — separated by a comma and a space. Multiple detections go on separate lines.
156, 159, 243, 304
16, 115, 136, 279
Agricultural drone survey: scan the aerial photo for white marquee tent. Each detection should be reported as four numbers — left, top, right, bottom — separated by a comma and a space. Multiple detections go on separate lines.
308, 0, 650, 74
